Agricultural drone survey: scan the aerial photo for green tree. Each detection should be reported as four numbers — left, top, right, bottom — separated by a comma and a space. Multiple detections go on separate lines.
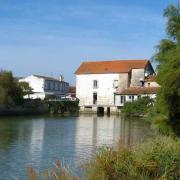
153, 3, 180, 134
0, 71, 24, 107
19, 81, 33, 98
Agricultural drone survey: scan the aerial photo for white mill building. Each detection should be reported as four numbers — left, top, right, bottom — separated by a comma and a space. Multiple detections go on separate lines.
75, 59, 159, 114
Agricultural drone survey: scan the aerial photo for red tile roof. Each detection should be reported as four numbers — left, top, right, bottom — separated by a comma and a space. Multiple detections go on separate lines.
75, 60, 149, 75
116, 87, 160, 95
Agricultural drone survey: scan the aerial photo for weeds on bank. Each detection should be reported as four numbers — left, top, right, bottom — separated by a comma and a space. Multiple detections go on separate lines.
24, 136, 180, 180
85, 136, 180, 180
26, 160, 78, 180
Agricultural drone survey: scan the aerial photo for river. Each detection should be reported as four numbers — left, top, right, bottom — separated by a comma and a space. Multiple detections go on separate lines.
0, 114, 153, 179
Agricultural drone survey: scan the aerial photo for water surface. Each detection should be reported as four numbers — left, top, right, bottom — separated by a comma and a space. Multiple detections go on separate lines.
0, 115, 152, 179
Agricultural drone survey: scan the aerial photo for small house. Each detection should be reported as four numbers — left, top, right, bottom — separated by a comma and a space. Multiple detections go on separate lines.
19, 75, 69, 100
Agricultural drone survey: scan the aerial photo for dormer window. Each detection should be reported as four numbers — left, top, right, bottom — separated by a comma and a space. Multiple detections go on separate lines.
93, 80, 98, 89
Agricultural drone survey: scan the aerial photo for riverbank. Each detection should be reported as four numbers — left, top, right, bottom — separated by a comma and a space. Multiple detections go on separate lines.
26, 135, 180, 180
0, 99, 48, 116
85, 135, 180, 180
0, 99, 79, 116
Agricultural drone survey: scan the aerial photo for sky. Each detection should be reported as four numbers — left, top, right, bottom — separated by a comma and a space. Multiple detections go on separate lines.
0, 0, 178, 84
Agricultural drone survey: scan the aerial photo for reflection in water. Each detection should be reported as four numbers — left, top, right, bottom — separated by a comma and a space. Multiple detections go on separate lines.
0, 115, 152, 180
30, 119, 45, 163
75, 115, 151, 156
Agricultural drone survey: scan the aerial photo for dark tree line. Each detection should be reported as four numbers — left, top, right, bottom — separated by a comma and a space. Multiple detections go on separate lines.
0, 71, 31, 108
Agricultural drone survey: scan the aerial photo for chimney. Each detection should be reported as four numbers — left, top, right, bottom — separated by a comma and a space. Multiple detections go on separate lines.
59, 75, 64, 81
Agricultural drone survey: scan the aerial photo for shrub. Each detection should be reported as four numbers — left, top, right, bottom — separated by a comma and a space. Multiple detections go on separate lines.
85, 136, 180, 180
122, 96, 153, 117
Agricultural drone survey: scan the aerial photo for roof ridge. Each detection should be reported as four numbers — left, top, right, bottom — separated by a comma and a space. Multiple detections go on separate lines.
83, 59, 149, 63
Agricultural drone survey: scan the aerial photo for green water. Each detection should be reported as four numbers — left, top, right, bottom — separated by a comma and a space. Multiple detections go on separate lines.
0, 114, 153, 179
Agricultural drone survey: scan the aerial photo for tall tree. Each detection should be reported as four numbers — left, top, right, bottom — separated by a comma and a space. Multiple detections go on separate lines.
154, 3, 180, 134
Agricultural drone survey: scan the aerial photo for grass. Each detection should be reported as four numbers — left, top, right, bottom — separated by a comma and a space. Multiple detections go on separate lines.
23, 136, 180, 180
85, 136, 180, 180
25, 160, 78, 180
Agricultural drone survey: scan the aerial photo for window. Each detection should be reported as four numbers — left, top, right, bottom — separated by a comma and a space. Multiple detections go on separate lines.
93, 93, 97, 105
129, 96, 131, 99
55, 83, 58, 90
121, 96, 123, 104
124, 96, 126, 103
49, 81, 53, 90
132, 96, 134, 101
113, 80, 118, 88
44, 81, 48, 90
93, 80, 98, 89
120, 96, 126, 104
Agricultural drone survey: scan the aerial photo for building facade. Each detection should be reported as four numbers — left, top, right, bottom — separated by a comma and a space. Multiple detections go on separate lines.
19, 75, 69, 100
75, 60, 159, 114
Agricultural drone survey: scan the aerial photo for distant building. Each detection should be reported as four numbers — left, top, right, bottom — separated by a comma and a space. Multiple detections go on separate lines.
75, 59, 160, 114
19, 75, 69, 100
68, 86, 76, 99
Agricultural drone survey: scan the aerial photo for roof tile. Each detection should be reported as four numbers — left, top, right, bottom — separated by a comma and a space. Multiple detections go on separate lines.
75, 60, 149, 74
116, 87, 160, 95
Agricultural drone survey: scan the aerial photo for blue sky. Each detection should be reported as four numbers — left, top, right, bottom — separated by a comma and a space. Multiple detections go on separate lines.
0, 0, 178, 84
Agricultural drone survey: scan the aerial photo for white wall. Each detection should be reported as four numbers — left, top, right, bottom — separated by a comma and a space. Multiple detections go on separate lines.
115, 94, 157, 106
19, 75, 69, 99
130, 69, 144, 87
76, 74, 120, 106
144, 81, 160, 87
24, 93, 46, 100
119, 73, 129, 90
19, 75, 44, 93
115, 95, 138, 106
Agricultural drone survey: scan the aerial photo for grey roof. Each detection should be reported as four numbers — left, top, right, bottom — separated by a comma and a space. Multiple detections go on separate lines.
33, 75, 68, 83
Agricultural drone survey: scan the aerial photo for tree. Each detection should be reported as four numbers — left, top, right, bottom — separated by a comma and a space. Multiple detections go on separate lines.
164, 4, 180, 41
153, 3, 180, 134
19, 81, 33, 98
0, 71, 24, 107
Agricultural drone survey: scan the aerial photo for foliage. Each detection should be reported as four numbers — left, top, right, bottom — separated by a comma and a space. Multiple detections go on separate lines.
153, 3, 180, 134
122, 96, 153, 117
19, 81, 33, 97
0, 71, 24, 108
26, 160, 78, 180
164, 4, 180, 41
85, 136, 180, 180
48, 101, 79, 115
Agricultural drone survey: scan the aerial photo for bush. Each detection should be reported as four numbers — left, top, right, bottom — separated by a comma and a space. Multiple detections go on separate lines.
122, 96, 153, 117
85, 136, 180, 180
48, 101, 79, 115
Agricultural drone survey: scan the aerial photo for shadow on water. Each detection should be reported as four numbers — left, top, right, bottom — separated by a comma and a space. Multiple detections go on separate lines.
0, 114, 153, 179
